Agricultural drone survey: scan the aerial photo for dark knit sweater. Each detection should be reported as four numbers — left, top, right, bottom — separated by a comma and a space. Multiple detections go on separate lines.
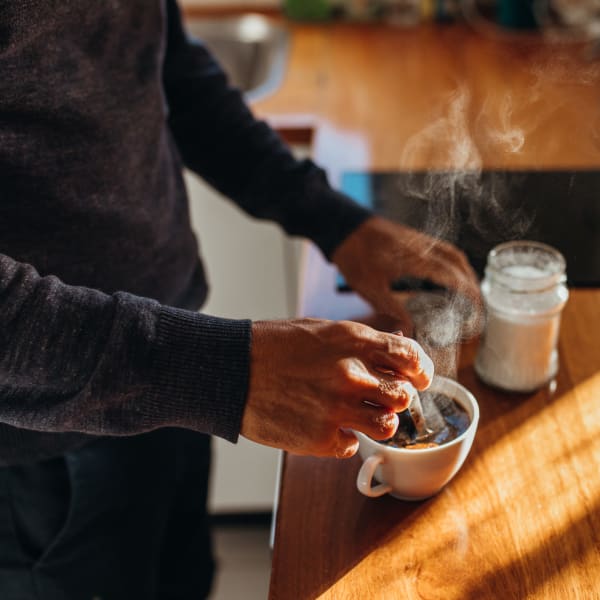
0, 0, 371, 464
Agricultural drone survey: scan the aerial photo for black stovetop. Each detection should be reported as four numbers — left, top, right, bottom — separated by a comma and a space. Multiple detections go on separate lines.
339, 169, 600, 288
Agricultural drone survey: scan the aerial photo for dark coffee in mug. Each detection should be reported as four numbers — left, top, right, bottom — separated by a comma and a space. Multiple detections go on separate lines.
381, 391, 470, 449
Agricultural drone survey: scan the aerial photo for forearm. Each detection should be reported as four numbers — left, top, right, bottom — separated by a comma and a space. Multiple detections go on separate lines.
0, 254, 250, 441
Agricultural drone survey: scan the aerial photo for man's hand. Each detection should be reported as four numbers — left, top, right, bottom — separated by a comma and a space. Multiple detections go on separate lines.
331, 216, 482, 322
241, 319, 433, 458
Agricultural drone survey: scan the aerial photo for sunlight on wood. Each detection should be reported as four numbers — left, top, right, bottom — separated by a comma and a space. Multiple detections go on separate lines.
317, 371, 600, 600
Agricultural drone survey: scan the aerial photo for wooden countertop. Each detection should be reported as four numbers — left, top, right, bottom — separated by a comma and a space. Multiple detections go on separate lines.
270, 290, 600, 599
254, 22, 600, 172
259, 20, 600, 600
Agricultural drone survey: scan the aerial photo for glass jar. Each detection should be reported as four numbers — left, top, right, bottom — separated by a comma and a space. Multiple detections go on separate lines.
474, 241, 569, 393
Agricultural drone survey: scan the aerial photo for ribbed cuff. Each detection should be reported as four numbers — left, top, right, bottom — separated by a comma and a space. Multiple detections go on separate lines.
147, 306, 252, 443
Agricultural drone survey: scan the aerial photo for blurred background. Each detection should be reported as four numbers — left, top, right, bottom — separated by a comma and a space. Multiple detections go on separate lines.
177, 1, 600, 597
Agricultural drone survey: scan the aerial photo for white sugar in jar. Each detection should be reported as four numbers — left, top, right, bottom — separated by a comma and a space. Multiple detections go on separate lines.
474, 241, 569, 393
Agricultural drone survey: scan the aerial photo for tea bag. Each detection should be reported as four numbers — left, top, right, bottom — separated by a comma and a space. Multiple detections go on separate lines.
388, 390, 469, 448
383, 291, 478, 448
388, 384, 435, 447
428, 391, 470, 444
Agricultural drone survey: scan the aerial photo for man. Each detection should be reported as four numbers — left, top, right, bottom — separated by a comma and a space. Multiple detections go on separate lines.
0, 1, 479, 598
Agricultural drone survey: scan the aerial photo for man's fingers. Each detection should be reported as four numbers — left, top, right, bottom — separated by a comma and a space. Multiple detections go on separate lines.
406, 235, 480, 302
334, 428, 360, 459
342, 404, 399, 441
358, 370, 415, 412
369, 336, 434, 390
422, 250, 481, 305
421, 257, 477, 296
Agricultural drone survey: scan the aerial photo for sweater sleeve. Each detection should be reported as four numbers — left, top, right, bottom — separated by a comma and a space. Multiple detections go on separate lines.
162, 0, 372, 260
0, 254, 250, 443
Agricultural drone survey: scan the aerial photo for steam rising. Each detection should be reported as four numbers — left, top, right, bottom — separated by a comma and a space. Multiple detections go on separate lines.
482, 94, 525, 155
395, 51, 600, 378
402, 86, 480, 171
396, 86, 530, 380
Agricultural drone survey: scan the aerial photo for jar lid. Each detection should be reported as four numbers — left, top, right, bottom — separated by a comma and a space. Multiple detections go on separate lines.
485, 240, 567, 293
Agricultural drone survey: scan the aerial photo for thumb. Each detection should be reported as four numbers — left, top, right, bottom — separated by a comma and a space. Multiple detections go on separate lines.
335, 429, 360, 459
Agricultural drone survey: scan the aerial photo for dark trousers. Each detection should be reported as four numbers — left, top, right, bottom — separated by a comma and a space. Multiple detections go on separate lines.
0, 429, 214, 600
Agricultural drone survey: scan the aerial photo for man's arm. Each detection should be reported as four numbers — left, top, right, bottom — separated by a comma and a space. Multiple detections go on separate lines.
0, 254, 435, 459
162, 2, 481, 318
0, 254, 251, 441
162, 0, 372, 260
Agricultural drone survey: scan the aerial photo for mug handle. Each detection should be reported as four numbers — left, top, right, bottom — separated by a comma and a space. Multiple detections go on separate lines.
356, 455, 392, 498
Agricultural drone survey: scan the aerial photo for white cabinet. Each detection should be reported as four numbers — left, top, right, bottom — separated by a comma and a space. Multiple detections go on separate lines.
185, 172, 300, 513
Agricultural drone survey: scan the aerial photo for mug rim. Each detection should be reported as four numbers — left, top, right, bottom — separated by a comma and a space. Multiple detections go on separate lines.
354, 375, 479, 454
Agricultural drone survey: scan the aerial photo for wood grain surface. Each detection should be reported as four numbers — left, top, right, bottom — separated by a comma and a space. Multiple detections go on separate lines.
259, 20, 600, 600
255, 23, 600, 172
270, 291, 600, 599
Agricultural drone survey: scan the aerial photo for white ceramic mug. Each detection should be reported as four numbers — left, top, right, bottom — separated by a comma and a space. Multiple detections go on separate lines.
355, 376, 479, 501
